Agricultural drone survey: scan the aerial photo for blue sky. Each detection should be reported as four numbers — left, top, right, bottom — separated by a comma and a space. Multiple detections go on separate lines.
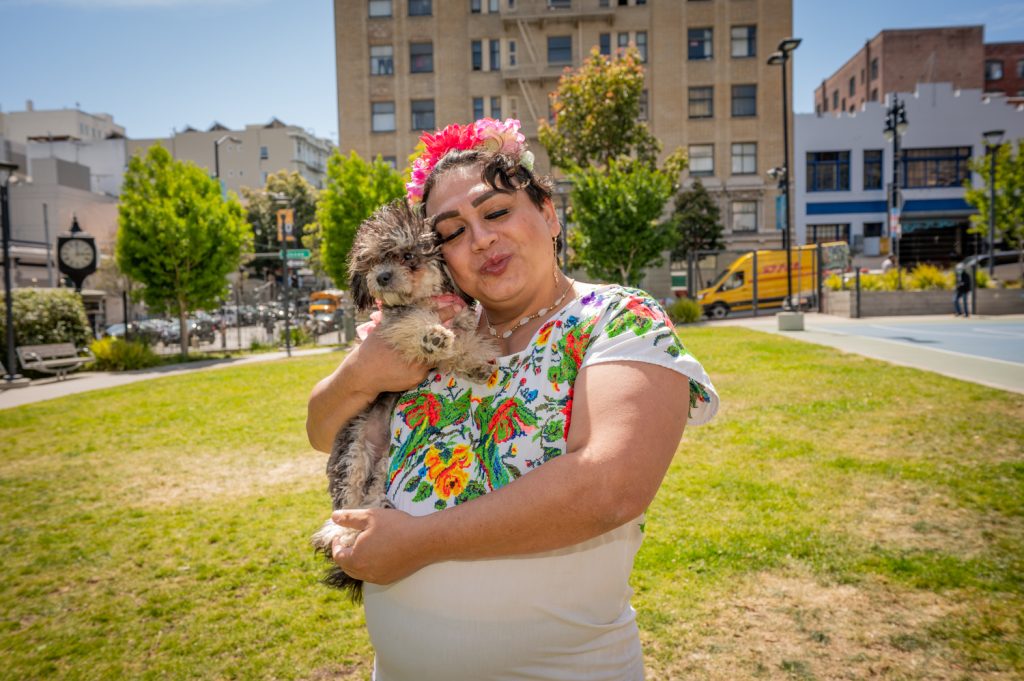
1, 0, 1023, 145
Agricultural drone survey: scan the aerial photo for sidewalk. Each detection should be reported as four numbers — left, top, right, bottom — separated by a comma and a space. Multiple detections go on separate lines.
0, 345, 346, 411
715, 313, 1024, 395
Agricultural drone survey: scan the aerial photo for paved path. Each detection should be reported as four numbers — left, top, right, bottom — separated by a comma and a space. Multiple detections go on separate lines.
0, 345, 345, 411
715, 313, 1024, 395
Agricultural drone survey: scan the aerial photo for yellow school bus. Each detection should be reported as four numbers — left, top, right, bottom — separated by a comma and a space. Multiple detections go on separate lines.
308, 289, 345, 316
697, 242, 850, 319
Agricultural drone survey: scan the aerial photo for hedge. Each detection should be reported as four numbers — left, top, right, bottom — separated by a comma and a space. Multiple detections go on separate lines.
0, 288, 92, 348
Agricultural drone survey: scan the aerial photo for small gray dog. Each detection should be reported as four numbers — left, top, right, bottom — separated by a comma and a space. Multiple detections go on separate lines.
311, 199, 496, 601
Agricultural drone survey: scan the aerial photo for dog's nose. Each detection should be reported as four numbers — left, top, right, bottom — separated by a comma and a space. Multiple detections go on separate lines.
376, 271, 392, 287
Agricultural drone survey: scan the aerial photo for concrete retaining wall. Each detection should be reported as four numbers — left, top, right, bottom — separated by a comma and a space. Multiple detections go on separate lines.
822, 288, 1024, 317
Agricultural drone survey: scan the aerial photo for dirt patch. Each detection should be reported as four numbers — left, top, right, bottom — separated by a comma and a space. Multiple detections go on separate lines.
303, 664, 366, 681
645, 571, 1016, 681
127, 453, 324, 507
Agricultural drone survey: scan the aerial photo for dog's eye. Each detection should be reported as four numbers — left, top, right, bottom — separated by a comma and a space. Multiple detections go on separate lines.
403, 252, 415, 262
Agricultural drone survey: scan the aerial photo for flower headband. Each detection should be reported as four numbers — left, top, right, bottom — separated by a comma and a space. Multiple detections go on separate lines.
406, 117, 534, 203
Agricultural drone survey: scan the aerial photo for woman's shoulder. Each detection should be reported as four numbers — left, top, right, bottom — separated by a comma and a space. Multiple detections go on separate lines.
573, 283, 662, 311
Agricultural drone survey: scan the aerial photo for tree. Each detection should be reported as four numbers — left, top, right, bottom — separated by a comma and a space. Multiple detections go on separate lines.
317, 150, 405, 288
569, 153, 686, 287
964, 139, 1024, 279
669, 179, 724, 262
538, 47, 660, 171
240, 170, 319, 280
116, 145, 252, 358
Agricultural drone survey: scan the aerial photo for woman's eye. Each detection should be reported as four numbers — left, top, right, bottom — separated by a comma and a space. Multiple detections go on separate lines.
486, 208, 509, 220
438, 226, 465, 245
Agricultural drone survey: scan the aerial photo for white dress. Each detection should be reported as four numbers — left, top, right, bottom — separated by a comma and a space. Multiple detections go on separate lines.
363, 286, 719, 680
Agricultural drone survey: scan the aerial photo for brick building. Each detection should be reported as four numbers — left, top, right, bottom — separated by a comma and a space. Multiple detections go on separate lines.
984, 42, 1024, 100
334, 0, 796, 271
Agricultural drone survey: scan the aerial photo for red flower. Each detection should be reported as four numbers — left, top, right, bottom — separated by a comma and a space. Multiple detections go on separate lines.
487, 398, 537, 443
397, 393, 442, 428
561, 387, 574, 440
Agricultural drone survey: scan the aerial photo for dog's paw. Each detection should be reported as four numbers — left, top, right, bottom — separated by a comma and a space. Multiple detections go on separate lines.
464, 363, 494, 384
419, 326, 454, 355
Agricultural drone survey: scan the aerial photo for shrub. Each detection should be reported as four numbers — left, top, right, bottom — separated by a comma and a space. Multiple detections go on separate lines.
286, 326, 313, 347
667, 297, 702, 325
824, 274, 843, 291
908, 264, 952, 290
973, 269, 992, 289
88, 337, 162, 371
0, 288, 92, 347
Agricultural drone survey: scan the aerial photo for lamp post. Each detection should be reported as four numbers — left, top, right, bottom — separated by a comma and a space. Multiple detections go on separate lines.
883, 95, 908, 289
213, 135, 243, 190
1, 161, 28, 387
982, 129, 1004, 278
768, 37, 801, 309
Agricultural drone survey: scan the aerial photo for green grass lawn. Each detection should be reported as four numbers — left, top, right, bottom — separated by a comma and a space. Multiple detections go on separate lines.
1, 327, 1021, 680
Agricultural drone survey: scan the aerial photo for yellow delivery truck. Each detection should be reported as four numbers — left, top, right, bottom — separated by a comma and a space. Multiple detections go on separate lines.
697, 242, 849, 319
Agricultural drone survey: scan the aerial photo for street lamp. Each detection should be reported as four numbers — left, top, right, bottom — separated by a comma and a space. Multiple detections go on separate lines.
1, 161, 28, 387
982, 129, 1004, 278
213, 134, 243, 184
768, 37, 801, 309
883, 94, 909, 287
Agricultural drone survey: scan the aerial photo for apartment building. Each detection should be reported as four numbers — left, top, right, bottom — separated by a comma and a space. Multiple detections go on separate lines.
335, 0, 794, 256
814, 26, 1024, 115
127, 118, 335, 196
0, 100, 125, 144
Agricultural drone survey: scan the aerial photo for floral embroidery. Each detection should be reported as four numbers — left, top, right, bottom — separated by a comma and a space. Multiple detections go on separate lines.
384, 286, 717, 514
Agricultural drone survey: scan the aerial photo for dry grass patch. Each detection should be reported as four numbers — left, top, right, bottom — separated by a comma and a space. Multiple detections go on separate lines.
649, 571, 1012, 681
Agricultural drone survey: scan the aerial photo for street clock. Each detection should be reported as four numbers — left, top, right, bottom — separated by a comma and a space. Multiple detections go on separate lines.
57, 216, 98, 292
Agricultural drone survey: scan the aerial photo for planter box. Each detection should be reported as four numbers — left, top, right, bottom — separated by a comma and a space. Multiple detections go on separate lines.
822, 288, 1024, 317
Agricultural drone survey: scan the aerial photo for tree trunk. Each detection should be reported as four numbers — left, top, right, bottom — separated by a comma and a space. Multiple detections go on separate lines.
178, 303, 189, 361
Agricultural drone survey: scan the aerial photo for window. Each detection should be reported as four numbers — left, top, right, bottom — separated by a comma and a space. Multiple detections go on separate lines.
490, 96, 502, 119
548, 35, 572, 64
863, 149, 882, 190
730, 25, 755, 58
636, 31, 647, 62
731, 84, 756, 117
721, 270, 745, 290
372, 101, 395, 132
832, 90, 838, 110
618, 32, 629, 51
688, 144, 714, 175
841, 97, 846, 111
369, 0, 392, 17
807, 151, 851, 191
688, 28, 712, 60
860, 69, 865, 84
410, 42, 433, 73
411, 99, 435, 130
471, 40, 482, 70
489, 39, 500, 71
508, 39, 517, 66
638, 90, 648, 120
848, 76, 855, 97
732, 201, 757, 232
822, 92, 828, 112
870, 88, 878, 102
1018, 60, 1024, 78
548, 0, 570, 7
688, 86, 713, 118
863, 222, 883, 238
599, 33, 610, 56
471, 0, 481, 11
731, 143, 756, 175
473, 97, 485, 121
489, 0, 498, 10
870, 57, 878, 80
259, 146, 268, 160
408, 0, 431, 15
807, 224, 850, 245
901, 147, 972, 188
370, 45, 394, 75
262, 171, 269, 184
985, 60, 1004, 81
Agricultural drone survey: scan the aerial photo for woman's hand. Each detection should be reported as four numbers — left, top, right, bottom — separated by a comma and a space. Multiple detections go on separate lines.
330, 508, 435, 584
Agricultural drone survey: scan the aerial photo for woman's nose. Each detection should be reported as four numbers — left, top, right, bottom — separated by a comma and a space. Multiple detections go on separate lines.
469, 221, 497, 251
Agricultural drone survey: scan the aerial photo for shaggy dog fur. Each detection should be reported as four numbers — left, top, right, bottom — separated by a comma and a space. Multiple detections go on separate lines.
310, 199, 496, 601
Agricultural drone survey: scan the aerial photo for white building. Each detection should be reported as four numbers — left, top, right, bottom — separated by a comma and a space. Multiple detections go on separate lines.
794, 83, 1024, 265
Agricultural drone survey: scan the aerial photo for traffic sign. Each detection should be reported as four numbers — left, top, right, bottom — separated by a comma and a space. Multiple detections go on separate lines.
889, 210, 901, 238
277, 208, 295, 242
287, 259, 307, 268
284, 249, 311, 259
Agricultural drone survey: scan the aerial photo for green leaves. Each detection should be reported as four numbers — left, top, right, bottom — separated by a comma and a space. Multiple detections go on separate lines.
669, 178, 724, 261
115, 144, 252, 352
317, 151, 405, 288
964, 139, 1024, 267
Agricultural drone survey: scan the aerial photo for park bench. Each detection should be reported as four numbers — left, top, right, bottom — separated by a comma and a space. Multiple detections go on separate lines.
16, 343, 92, 380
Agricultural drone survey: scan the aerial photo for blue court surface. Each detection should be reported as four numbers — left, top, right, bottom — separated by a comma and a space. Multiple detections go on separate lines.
815, 319, 1024, 365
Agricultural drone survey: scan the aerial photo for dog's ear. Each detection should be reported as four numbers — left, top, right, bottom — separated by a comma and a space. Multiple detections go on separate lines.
349, 271, 374, 310
440, 261, 474, 306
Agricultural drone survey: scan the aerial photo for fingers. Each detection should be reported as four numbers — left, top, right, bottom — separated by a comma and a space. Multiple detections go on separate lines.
332, 508, 371, 529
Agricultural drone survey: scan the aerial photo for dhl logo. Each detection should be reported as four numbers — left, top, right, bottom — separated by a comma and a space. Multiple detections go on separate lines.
761, 263, 802, 274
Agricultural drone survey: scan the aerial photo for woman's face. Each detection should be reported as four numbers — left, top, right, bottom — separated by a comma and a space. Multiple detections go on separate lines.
426, 165, 560, 309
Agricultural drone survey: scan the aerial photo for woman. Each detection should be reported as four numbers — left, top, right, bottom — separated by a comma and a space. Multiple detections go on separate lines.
307, 118, 718, 680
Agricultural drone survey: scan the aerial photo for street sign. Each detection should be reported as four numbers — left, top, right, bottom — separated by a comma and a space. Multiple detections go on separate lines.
287, 259, 307, 268
775, 194, 787, 231
284, 249, 311, 259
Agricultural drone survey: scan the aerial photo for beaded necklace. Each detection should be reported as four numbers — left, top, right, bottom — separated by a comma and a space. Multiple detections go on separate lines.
484, 278, 575, 339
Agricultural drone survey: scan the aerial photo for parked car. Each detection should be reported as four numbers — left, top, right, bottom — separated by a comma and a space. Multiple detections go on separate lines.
957, 250, 1024, 282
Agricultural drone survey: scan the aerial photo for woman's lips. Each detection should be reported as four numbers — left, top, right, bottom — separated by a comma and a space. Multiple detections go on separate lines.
480, 253, 511, 276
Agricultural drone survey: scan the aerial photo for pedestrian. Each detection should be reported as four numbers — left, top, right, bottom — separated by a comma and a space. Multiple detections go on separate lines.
881, 254, 895, 273
306, 117, 719, 680
954, 266, 972, 317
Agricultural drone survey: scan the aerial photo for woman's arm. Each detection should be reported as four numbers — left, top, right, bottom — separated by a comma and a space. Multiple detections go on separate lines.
331, 360, 691, 582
